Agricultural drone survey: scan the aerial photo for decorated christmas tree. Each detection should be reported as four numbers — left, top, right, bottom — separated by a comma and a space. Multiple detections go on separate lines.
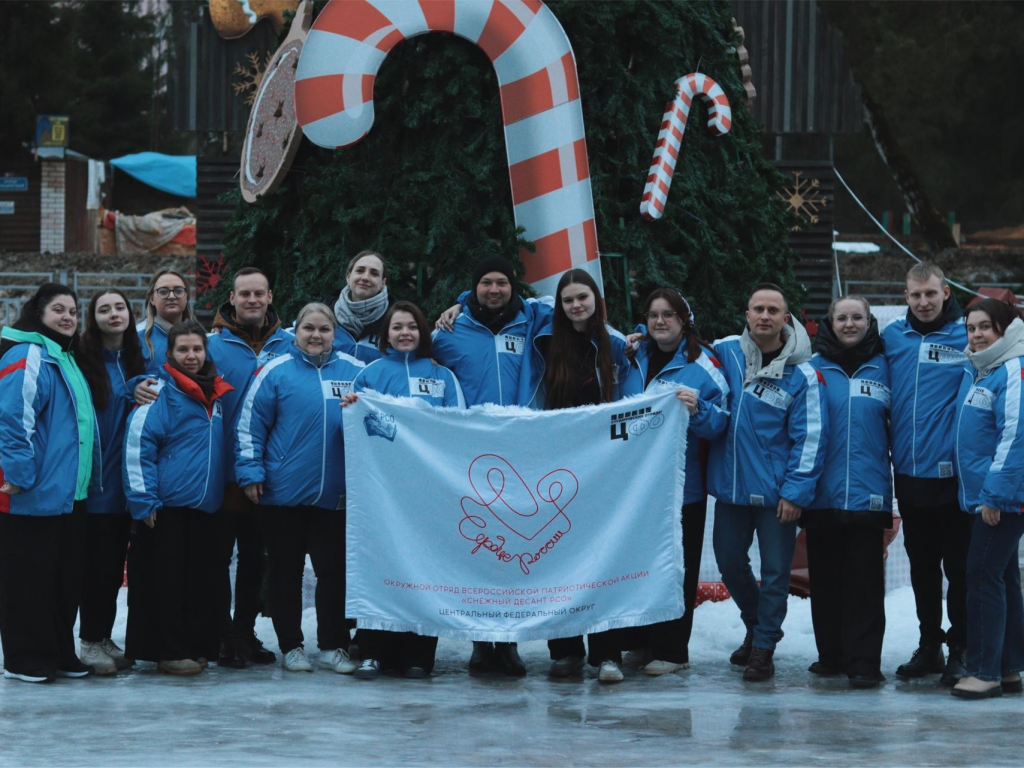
220, 0, 798, 338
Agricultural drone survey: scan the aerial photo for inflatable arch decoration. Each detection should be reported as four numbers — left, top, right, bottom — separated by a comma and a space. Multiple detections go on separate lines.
294, 0, 602, 298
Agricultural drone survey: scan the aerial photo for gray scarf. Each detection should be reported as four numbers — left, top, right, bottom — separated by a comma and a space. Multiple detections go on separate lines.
333, 285, 389, 339
965, 317, 1024, 378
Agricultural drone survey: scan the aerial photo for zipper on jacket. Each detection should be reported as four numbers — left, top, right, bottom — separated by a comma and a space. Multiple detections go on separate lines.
314, 366, 328, 505
729, 348, 744, 501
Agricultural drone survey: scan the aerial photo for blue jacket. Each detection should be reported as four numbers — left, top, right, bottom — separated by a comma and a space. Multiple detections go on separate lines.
136, 319, 169, 375
882, 317, 968, 480
352, 349, 466, 408
206, 324, 293, 484
86, 348, 134, 514
234, 347, 365, 510
808, 354, 893, 514
954, 355, 1024, 514
526, 320, 632, 409
622, 336, 730, 504
0, 340, 100, 516
123, 365, 234, 520
707, 328, 828, 509
431, 295, 552, 407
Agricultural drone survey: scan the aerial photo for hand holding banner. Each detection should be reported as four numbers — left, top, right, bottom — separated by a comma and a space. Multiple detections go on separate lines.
342, 391, 688, 642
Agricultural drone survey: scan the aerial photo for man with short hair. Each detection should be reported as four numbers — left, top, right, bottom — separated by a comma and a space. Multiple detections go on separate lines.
207, 267, 293, 668
432, 256, 552, 676
883, 263, 970, 685
708, 283, 828, 681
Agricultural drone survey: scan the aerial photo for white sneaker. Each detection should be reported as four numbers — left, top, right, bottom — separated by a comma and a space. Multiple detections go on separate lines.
79, 640, 117, 676
354, 659, 380, 680
643, 659, 688, 676
598, 660, 624, 683
319, 648, 357, 675
100, 638, 135, 670
4, 669, 52, 683
283, 647, 314, 672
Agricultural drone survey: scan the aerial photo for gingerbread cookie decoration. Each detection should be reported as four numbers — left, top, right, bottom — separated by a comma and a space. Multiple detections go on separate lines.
240, 0, 310, 203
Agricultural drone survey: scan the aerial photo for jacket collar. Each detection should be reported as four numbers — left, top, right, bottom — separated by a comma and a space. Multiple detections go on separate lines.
163, 363, 233, 413
738, 322, 812, 385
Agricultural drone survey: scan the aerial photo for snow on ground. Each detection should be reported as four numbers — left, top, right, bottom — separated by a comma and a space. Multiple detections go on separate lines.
6, 586, 1021, 768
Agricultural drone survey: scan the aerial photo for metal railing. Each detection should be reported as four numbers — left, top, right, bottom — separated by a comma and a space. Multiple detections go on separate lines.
0, 271, 197, 326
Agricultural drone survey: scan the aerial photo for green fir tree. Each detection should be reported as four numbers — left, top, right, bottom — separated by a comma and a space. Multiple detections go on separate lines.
220, 0, 799, 338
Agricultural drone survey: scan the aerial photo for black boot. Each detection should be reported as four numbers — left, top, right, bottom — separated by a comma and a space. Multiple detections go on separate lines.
217, 636, 246, 669
469, 642, 494, 674
940, 645, 967, 687
729, 629, 754, 666
808, 659, 841, 676
494, 642, 527, 677
895, 644, 945, 679
236, 631, 276, 665
743, 648, 775, 681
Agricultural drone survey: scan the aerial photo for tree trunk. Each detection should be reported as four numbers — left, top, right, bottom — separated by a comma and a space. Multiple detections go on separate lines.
860, 89, 957, 251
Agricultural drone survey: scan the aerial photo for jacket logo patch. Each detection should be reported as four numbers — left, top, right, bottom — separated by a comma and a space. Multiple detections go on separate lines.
212, 401, 223, 418
258, 351, 279, 364
938, 462, 953, 478
323, 380, 353, 399
750, 495, 765, 507
745, 379, 792, 410
497, 334, 525, 356
869, 494, 884, 512
965, 386, 994, 411
919, 343, 966, 365
851, 379, 891, 406
410, 377, 445, 398
609, 406, 665, 441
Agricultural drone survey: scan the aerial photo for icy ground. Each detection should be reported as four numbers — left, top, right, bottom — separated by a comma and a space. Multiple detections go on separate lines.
0, 586, 1019, 767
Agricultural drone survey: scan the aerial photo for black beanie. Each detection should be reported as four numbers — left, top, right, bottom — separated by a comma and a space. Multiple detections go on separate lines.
471, 256, 518, 296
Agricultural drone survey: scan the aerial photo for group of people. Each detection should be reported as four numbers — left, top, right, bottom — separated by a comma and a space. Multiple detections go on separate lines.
0, 253, 1020, 701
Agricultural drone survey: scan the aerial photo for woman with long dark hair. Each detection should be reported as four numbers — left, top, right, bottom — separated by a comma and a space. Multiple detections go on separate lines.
525, 269, 632, 682
75, 290, 146, 675
952, 299, 1024, 699
0, 283, 100, 682
124, 320, 233, 675
619, 287, 729, 679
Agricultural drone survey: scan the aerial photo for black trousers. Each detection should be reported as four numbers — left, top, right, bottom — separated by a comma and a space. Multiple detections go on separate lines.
79, 512, 132, 642
257, 505, 347, 654
125, 507, 220, 662
805, 525, 886, 675
359, 629, 438, 673
899, 502, 972, 647
0, 503, 86, 676
219, 489, 266, 637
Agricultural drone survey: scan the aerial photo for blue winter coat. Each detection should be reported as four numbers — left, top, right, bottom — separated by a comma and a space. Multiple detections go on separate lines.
234, 346, 365, 510
86, 348, 133, 514
707, 334, 828, 509
352, 349, 465, 408
431, 295, 552, 407
954, 356, 1024, 514
123, 365, 234, 520
136, 320, 168, 375
808, 354, 893, 515
621, 336, 730, 504
206, 324, 293, 484
0, 341, 101, 516
526, 320, 632, 409
882, 317, 968, 481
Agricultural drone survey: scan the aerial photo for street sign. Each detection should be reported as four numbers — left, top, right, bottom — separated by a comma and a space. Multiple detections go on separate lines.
36, 115, 69, 148
0, 202, 14, 215
0, 178, 28, 192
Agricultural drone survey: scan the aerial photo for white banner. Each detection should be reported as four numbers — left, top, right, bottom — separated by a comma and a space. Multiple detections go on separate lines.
343, 390, 688, 642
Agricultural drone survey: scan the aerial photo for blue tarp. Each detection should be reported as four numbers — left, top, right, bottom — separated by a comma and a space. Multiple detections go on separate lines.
109, 152, 196, 198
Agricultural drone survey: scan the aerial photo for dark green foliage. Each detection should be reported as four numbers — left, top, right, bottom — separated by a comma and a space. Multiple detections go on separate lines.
220, 0, 798, 338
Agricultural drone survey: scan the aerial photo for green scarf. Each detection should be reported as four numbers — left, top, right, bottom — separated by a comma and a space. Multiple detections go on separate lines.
1, 326, 95, 500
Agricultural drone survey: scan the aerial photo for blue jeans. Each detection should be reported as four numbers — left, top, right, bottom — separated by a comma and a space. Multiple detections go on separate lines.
713, 501, 798, 651
965, 512, 1024, 681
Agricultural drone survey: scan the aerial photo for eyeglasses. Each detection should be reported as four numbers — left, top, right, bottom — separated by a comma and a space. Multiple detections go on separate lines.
154, 287, 187, 299
645, 310, 678, 322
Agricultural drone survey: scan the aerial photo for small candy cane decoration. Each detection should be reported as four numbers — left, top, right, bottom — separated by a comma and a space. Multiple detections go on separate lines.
639, 73, 732, 221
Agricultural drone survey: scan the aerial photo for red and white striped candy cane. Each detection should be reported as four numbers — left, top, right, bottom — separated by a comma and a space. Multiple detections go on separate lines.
639, 73, 732, 221
294, 0, 602, 297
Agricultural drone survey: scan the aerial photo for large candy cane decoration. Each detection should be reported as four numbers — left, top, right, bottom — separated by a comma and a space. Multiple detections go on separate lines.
294, 0, 602, 297
639, 73, 732, 221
